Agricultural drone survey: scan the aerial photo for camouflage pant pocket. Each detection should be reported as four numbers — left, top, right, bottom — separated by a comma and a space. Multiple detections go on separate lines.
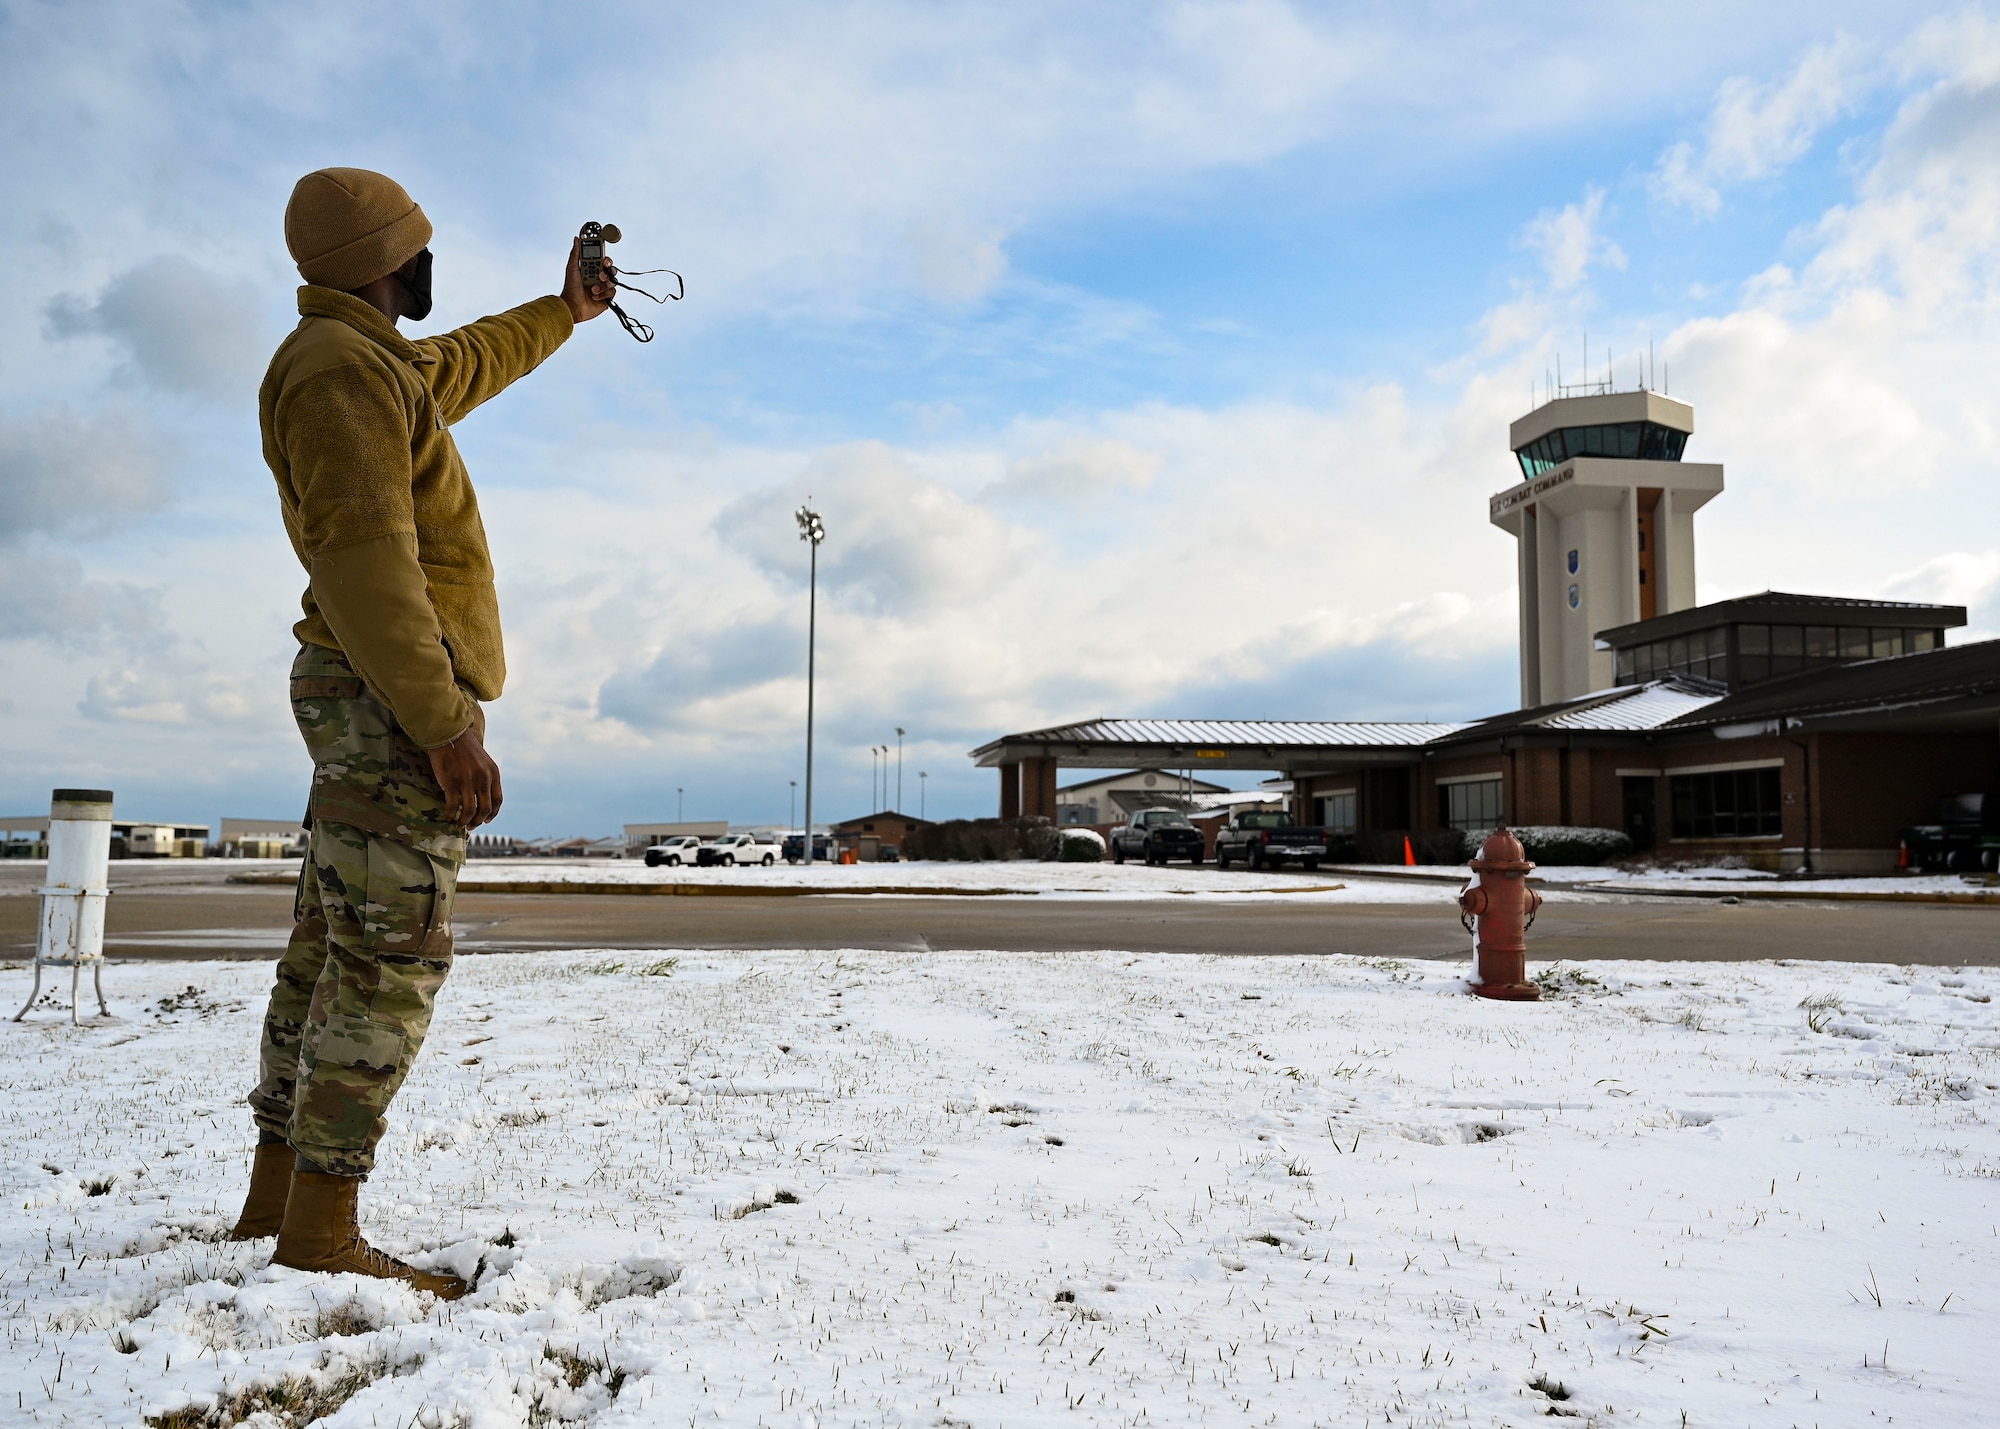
359, 839, 454, 954
314, 1011, 409, 1072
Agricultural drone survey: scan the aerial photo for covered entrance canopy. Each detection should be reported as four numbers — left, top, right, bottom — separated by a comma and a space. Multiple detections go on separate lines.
969, 718, 1465, 820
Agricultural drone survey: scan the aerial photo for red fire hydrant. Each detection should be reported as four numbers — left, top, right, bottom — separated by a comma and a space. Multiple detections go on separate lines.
1458, 826, 1542, 1000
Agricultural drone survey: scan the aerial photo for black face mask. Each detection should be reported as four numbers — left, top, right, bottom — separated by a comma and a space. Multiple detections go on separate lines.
397, 248, 434, 321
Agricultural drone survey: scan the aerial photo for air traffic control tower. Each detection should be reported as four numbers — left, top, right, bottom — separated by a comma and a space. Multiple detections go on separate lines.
1490, 390, 1724, 706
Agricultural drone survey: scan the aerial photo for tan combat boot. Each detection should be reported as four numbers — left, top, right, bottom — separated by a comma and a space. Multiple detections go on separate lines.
227, 1140, 296, 1240
272, 1169, 468, 1300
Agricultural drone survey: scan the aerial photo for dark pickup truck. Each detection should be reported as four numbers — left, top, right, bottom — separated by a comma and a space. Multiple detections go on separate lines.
1900, 793, 2000, 873
1214, 809, 1327, 870
781, 833, 833, 864
1110, 809, 1205, 865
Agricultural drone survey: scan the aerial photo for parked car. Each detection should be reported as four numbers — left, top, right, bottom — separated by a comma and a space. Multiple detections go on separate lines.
696, 832, 778, 867
643, 835, 702, 868
1110, 809, 1205, 865
1214, 809, 1326, 870
782, 833, 833, 864
1900, 793, 2000, 872
878, 845, 900, 862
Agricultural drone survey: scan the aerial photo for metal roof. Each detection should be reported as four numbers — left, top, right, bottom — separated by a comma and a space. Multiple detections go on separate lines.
972, 717, 1466, 765
1433, 678, 1724, 743
996, 717, 1462, 747
1537, 682, 1727, 731
1596, 590, 1967, 648
971, 641, 2000, 768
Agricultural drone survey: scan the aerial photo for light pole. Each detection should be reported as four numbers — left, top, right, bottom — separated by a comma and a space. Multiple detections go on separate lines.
895, 727, 905, 812
797, 505, 825, 858
677, 787, 684, 823
919, 770, 927, 821
789, 780, 797, 831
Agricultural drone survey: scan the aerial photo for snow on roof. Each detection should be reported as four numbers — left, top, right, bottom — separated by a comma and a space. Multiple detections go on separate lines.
1537, 682, 1727, 730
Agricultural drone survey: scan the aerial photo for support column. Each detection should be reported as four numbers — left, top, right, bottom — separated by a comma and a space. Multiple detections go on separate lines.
998, 762, 1021, 820
1518, 505, 1541, 708
1655, 487, 1676, 615
1022, 758, 1058, 820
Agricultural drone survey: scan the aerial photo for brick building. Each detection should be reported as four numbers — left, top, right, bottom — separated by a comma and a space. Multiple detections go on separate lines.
831, 810, 931, 861
971, 389, 1999, 872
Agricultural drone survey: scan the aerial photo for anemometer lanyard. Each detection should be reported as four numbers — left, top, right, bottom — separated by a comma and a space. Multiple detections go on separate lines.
606, 268, 683, 342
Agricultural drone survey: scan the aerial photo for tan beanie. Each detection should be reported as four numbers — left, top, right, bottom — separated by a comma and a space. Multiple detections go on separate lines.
285, 168, 433, 290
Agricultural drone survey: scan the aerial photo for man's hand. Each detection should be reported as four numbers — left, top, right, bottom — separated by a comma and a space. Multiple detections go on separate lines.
428, 724, 504, 829
561, 236, 617, 324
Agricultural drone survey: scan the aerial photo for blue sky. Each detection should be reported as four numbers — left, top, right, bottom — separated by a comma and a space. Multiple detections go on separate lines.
5, 2, 2000, 836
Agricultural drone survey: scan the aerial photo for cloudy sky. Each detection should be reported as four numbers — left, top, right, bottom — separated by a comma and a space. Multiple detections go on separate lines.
5, 1, 2000, 836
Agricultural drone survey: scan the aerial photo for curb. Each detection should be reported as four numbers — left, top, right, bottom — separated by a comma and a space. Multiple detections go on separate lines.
1320, 865, 2000, 905
1578, 883, 2000, 906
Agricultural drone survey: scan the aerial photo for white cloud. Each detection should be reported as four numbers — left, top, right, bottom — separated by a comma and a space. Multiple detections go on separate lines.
45, 255, 262, 401
1657, 42, 2000, 627
4, 3, 1993, 831
906, 212, 1010, 304
1655, 36, 1870, 213
1522, 188, 1624, 291
991, 440, 1161, 502
79, 661, 267, 726
0, 406, 172, 545
1882, 549, 2000, 610
0, 549, 144, 643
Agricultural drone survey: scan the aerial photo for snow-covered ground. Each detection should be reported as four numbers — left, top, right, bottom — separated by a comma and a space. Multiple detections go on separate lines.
4, 951, 1998, 1427
443, 859, 1455, 903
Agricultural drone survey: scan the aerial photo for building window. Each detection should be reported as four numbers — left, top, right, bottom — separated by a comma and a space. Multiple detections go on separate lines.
1441, 778, 1503, 832
1619, 619, 1945, 691
1514, 423, 1689, 477
1320, 791, 1357, 835
1670, 767, 1782, 839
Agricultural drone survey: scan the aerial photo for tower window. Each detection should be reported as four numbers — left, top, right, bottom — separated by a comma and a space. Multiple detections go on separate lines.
1514, 422, 1689, 477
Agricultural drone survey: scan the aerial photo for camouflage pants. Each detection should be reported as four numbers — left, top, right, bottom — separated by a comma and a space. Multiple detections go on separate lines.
247, 644, 467, 1177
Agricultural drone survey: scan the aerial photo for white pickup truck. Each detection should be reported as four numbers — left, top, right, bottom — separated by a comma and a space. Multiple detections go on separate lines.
643, 836, 703, 867
696, 833, 778, 867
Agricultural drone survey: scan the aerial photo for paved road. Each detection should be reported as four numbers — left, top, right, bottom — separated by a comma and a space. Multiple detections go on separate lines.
2, 861, 1994, 965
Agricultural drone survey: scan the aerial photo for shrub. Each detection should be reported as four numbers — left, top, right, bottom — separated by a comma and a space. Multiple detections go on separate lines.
905, 817, 1053, 862
1483, 825, 1634, 866
1052, 828, 1105, 862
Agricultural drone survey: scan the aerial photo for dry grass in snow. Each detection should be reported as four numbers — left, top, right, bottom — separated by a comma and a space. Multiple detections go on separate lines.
2, 951, 1998, 1427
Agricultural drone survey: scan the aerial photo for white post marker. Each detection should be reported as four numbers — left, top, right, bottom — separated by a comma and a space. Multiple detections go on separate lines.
15, 788, 114, 1024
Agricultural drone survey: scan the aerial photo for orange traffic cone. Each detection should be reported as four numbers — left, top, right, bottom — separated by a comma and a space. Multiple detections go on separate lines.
1403, 835, 1416, 867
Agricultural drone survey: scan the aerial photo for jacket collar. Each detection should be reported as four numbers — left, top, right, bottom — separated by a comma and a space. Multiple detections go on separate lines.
296, 285, 429, 362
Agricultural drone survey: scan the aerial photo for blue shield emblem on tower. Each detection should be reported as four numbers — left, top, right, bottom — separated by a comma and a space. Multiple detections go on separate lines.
1568, 584, 1580, 609
1567, 549, 1580, 575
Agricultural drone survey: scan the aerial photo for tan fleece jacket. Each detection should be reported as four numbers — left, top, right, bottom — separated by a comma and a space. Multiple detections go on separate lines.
260, 286, 572, 747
